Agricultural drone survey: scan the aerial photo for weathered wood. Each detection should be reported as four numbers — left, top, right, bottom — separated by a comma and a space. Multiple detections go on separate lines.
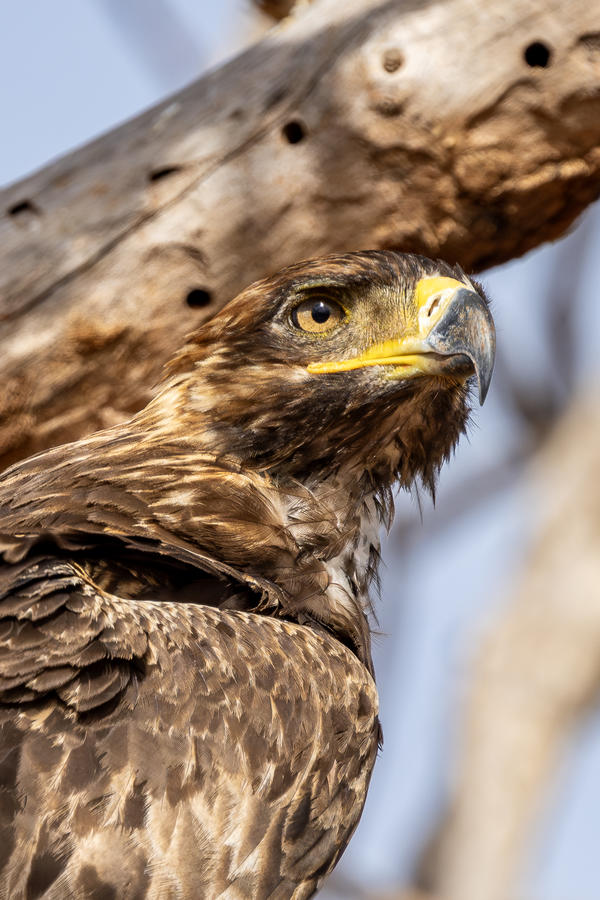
1, 0, 599, 469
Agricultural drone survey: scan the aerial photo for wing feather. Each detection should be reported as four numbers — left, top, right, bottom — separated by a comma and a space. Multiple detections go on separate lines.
0, 552, 378, 899
0, 433, 378, 898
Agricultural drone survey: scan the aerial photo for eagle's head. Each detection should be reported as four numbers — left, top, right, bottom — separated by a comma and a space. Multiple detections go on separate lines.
148, 251, 494, 493
0, 251, 495, 670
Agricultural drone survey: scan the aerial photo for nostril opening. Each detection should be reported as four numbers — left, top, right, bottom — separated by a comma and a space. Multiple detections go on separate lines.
427, 295, 442, 317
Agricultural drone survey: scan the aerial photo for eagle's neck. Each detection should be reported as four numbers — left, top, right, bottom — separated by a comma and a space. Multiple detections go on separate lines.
0, 414, 382, 674
266, 469, 387, 675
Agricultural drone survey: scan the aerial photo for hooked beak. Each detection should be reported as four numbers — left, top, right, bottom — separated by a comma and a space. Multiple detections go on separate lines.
307, 277, 496, 405
422, 283, 496, 404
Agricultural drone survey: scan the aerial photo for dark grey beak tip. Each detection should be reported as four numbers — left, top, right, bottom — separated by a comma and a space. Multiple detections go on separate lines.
471, 305, 495, 406
473, 324, 495, 405
477, 368, 492, 406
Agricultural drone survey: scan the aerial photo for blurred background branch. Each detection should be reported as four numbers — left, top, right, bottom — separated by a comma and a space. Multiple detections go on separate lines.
424, 392, 600, 900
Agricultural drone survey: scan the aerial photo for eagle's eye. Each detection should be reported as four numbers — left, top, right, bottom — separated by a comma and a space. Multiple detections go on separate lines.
291, 298, 345, 333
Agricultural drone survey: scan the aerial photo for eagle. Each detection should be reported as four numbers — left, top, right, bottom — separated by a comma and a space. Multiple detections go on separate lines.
0, 251, 494, 899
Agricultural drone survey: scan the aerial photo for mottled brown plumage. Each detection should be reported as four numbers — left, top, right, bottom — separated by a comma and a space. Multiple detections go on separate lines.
0, 252, 494, 899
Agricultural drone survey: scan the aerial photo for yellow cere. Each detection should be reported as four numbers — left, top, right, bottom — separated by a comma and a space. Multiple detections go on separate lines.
307, 276, 466, 376
413, 276, 465, 312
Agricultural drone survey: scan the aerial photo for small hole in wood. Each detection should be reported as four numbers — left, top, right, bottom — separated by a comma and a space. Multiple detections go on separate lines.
282, 120, 306, 144
524, 41, 551, 67
382, 49, 404, 73
148, 166, 182, 182
185, 288, 212, 309
7, 199, 39, 218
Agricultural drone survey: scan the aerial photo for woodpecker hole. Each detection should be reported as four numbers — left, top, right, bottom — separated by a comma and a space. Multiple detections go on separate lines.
282, 121, 306, 144
148, 166, 182, 182
7, 199, 39, 219
524, 41, 551, 68
185, 288, 212, 309
382, 49, 404, 73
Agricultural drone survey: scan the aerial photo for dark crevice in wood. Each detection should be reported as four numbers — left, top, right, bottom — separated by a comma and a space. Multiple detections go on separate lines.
578, 32, 600, 52
148, 166, 182, 182
7, 199, 40, 219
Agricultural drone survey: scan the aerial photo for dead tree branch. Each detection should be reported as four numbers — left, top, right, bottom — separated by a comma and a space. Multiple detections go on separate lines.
1, 0, 599, 469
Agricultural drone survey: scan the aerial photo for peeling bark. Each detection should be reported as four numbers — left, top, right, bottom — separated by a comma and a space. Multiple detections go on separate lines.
1, 0, 600, 468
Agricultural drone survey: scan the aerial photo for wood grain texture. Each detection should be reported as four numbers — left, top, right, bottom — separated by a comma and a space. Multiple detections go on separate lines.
1, 0, 599, 470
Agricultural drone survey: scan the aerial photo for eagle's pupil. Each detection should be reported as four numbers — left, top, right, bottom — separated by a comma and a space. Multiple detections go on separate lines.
312, 302, 331, 324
